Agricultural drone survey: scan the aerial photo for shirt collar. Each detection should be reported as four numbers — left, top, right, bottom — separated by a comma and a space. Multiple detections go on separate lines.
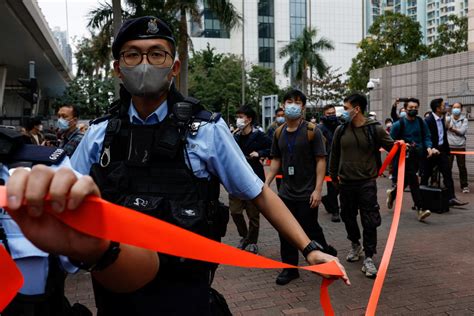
432, 112, 442, 121
128, 100, 168, 125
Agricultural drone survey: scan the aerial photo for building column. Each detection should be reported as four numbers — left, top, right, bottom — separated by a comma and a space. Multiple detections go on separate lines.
469, 0, 474, 51
0, 66, 7, 116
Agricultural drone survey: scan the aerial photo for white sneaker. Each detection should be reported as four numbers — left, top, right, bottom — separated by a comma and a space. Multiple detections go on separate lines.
463, 187, 470, 194
417, 209, 431, 222
362, 257, 377, 278
386, 188, 396, 209
346, 243, 363, 262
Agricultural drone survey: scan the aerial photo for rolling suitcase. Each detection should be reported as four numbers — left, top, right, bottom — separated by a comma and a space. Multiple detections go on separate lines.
420, 170, 449, 213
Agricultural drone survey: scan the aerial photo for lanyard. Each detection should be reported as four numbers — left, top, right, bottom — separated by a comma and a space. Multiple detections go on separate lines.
284, 120, 303, 159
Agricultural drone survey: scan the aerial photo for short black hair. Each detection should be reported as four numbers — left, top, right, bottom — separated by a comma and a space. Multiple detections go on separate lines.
430, 98, 444, 112
322, 104, 335, 114
236, 105, 257, 124
283, 89, 307, 106
275, 107, 284, 115
26, 117, 42, 131
403, 98, 420, 109
59, 104, 80, 118
344, 93, 368, 113
385, 118, 393, 124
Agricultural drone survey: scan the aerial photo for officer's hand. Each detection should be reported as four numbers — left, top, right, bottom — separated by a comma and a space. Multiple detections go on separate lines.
249, 151, 259, 158
306, 250, 350, 286
6, 165, 108, 262
309, 190, 322, 208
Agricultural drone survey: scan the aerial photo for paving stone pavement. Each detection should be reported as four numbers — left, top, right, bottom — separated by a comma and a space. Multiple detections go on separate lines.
65, 176, 474, 315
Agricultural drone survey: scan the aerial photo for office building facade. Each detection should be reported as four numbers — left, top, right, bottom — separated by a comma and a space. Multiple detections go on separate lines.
190, 0, 363, 88
365, 0, 469, 45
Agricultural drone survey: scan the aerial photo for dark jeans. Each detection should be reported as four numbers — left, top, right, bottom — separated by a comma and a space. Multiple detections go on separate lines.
340, 180, 381, 257
392, 152, 423, 209
421, 151, 456, 200
449, 148, 469, 189
322, 181, 340, 214
278, 197, 328, 267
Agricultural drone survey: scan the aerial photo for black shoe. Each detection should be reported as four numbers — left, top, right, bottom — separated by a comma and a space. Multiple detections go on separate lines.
449, 198, 469, 207
276, 269, 300, 285
331, 213, 341, 222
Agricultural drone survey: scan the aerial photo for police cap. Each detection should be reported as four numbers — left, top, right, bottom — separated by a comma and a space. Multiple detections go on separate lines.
112, 16, 176, 60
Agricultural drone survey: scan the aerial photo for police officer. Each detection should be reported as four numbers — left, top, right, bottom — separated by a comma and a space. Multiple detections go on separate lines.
6, 16, 349, 316
0, 127, 91, 316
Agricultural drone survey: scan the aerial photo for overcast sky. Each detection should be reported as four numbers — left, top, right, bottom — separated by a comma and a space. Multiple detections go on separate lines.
37, 0, 101, 47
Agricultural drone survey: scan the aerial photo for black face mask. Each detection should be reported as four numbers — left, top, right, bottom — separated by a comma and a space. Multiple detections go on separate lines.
322, 115, 338, 125
407, 109, 418, 117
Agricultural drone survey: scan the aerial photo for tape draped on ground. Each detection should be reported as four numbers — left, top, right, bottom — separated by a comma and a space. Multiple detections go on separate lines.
0, 186, 343, 315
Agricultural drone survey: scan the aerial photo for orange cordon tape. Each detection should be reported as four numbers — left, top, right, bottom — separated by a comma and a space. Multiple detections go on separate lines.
451, 151, 474, 155
275, 174, 333, 182
0, 187, 343, 315
366, 141, 406, 316
0, 245, 23, 311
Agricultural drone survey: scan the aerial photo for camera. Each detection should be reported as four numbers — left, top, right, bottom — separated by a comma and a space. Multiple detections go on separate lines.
367, 81, 375, 90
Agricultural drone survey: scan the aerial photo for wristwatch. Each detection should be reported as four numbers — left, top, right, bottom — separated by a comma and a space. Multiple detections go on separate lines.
70, 241, 121, 272
302, 240, 324, 259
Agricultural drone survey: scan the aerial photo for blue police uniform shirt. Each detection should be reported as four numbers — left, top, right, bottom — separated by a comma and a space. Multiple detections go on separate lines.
71, 101, 264, 200
0, 160, 79, 295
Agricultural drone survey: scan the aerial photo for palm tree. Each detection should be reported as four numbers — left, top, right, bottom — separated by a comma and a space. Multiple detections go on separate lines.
279, 27, 334, 95
87, 0, 240, 96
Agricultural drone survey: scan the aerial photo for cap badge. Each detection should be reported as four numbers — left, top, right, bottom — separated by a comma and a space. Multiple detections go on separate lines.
147, 19, 159, 34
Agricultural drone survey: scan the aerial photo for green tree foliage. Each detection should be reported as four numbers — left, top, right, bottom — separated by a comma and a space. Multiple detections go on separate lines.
189, 46, 243, 122
56, 35, 114, 117
308, 67, 347, 107
88, 0, 240, 96
429, 15, 467, 58
189, 45, 279, 124
56, 76, 114, 117
247, 65, 280, 116
279, 27, 334, 94
347, 12, 427, 91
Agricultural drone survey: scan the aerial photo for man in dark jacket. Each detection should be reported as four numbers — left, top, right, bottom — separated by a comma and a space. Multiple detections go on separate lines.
330, 93, 394, 279
318, 104, 341, 222
230, 105, 272, 254
421, 98, 467, 206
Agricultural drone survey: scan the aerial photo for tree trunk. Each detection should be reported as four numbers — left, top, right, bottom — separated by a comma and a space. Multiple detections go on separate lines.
302, 61, 308, 95
178, 7, 189, 96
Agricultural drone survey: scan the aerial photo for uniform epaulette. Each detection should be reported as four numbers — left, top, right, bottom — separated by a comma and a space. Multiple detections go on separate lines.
90, 114, 112, 126
9, 145, 66, 166
194, 110, 221, 123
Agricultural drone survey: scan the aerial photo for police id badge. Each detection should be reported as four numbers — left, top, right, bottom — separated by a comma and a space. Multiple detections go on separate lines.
288, 166, 295, 176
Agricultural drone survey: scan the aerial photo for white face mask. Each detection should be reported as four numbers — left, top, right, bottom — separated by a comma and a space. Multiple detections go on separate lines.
236, 118, 247, 130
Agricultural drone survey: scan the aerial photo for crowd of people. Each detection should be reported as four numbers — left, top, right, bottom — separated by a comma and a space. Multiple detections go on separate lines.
0, 14, 470, 316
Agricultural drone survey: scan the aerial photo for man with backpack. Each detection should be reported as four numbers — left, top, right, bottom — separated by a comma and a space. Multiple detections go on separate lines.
330, 93, 394, 278
387, 98, 434, 222
265, 89, 336, 285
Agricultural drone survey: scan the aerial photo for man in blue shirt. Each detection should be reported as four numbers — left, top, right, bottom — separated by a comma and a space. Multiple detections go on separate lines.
5, 16, 349, 316
387, 98, 435, 222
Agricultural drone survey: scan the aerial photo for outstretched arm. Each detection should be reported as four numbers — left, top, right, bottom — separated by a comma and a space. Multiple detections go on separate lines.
6, 165, 159, 293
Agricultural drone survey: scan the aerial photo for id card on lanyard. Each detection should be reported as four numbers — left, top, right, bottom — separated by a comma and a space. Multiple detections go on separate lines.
284, 121, 303, 176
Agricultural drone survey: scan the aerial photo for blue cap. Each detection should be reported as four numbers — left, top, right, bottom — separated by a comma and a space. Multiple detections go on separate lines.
112, 16, 176, 60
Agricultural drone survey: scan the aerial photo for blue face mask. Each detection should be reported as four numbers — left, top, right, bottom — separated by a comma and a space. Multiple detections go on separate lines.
57, 118, 70, 131
452, 108, 461, 116
399, 111, 407, 118
340, 110, 352, 122
276, 116, 285, 124
284, 103, 302, 119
